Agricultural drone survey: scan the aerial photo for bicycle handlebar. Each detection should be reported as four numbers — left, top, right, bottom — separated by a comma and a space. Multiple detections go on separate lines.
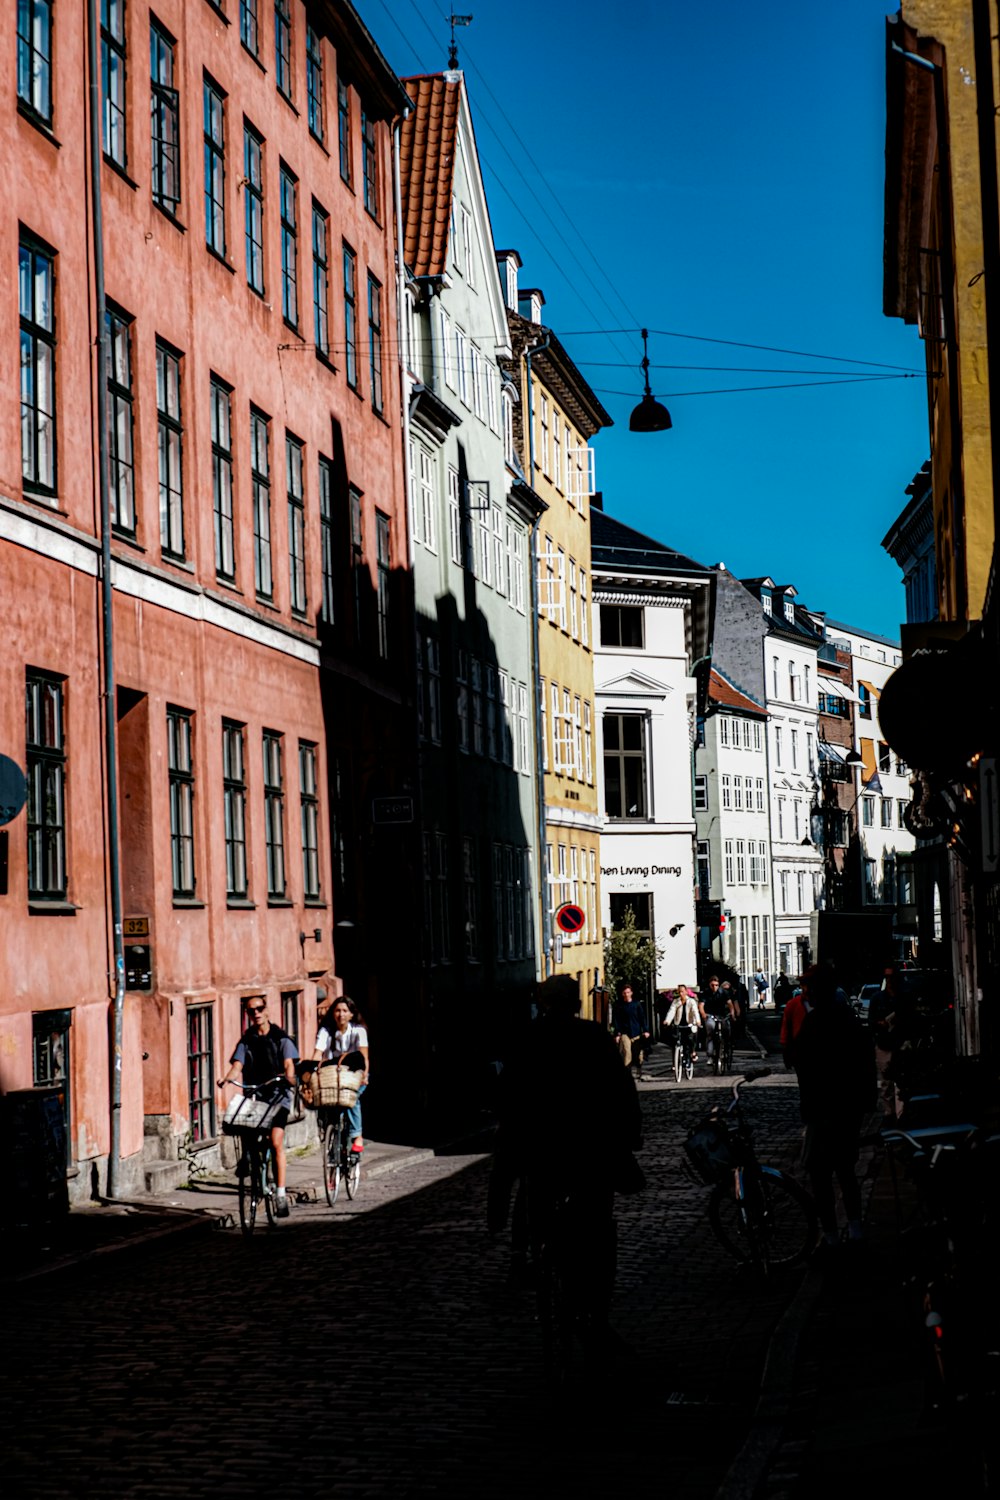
218, 1075, 285, 1092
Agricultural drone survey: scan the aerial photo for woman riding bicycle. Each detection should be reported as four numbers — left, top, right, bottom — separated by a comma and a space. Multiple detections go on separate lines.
313, 997, 369, 1154
664, 984, 701, 1062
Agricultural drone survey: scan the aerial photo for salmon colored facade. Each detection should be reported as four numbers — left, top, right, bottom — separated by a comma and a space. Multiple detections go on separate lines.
1, 1, 409, 1196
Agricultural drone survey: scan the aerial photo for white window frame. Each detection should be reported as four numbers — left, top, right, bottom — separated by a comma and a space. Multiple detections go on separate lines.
447, 465, 462, 565
552, 410, 562, 490
567, 446, 595, 509
455, 324, 469, 405
417, 441, 437, 553
580, 569, 588, 646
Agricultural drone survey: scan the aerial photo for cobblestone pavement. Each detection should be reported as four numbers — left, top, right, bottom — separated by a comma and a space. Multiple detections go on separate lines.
5, 1053, 810, 1500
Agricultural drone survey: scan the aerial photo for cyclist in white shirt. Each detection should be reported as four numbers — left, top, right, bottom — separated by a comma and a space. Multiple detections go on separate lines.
664, 984, 701, 1061
313, 997, 370, 1153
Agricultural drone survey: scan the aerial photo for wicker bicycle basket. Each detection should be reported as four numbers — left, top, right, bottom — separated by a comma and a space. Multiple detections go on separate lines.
313, 1063, 363, 1108
221, 1093, 285, 1136
683, 1117, 738, 1186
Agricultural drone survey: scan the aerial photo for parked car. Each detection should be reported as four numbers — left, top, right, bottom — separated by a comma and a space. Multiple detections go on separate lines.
851, 983, 885, 1026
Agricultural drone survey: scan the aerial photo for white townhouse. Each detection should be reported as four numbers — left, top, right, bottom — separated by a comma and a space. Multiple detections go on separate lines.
694, 669, 776, 986
591, 506, 713, 997
741, 579, 825, 978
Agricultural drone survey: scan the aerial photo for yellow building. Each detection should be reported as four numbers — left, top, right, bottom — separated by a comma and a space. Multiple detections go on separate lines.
498, 263, 612, 1017
884, 5, 996, 623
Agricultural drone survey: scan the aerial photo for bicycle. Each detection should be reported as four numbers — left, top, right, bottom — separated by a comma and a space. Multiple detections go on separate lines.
707, 1015, 733, 1076
320, 1104, 362, 1207
532, 1175, 616, 1381
672, 1023, 697, 1082
220, 1076, 286, 1235
684, 1069, 817, 1276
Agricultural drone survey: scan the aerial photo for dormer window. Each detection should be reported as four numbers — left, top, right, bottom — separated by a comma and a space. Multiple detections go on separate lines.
783, 596, 795, 622
762, 592, 772, 615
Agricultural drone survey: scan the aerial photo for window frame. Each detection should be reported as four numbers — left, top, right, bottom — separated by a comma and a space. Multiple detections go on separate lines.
361, 108, 378, 217
274, 0, 292, 101
279, 162, 298, 328
263, 730, 286, 900
106, 303, 136, 534
19, 234, 57, 499
156, 339, 185, 559
337, 75, 351, 182
286, 432, 306, 615
102, 0, 127, 168
17, 0, 53, 127
343, 243, 358, 389
602, 711, 649, 821
299, 740, 320, 900
167, 705, 196, 899
26, 670, 67, 900
222, 718, 248, 900
203, 77, 226, 257
240, 0, 259, 57
312, 202, 330, 360
306, 24, 324, 142
211, 375, 235, 581
150, 20, 181, 217
186, 1004, 216, 1144
319, 454, 334, 624
367, 273, 383, 413
250, 406, 272, 600
375, 509, 390, 659
243, 122, 265, 295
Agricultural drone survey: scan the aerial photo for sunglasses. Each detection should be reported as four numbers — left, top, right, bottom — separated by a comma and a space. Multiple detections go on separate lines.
247, 1004, 266, 1016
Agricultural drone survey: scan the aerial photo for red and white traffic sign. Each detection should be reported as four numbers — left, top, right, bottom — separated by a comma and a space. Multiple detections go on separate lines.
555, 903, 586, 935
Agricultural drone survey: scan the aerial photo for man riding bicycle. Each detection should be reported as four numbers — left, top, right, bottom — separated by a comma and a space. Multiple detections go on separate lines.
218, 997, 299, 1217
699, 974, 736, 1064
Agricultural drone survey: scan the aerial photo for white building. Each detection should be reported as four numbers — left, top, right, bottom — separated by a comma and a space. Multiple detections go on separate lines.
592, 507, 713, 997
741, 579, 824, 978
694, 669, 776, 986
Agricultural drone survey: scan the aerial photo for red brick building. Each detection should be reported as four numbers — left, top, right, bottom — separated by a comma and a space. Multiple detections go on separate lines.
1, 0, 409, 1197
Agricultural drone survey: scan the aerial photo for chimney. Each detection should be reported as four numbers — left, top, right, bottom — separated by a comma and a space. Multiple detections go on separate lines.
495, 249, 521, 313
518, 287, 545, 325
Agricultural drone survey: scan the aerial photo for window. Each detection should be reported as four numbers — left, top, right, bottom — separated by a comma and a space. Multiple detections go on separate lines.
736, 839, 746, 884
471, 346, 484, 419
790, 729, 798, 770
306, 24, 323, 141
720, 716, 730, 747
243, 124, 264, 294
600, 605, 643, 648
102, 0, 127, 166
240, 0, 259, 56
187, 1005, 215, 1144
721, 773, 731, 810
18, 0, 52, 124
772, 657, 780, 697
697, 840, 710, 899
502, 387, 514, 464
878, 741, 892, 773
274, 0, 292, 100
203, 79, 226, 255
552, 411, 562, 490
250, 407, 272, 598
150, 23, 180, 215
281, 992, 299, 1047
368, 274, 383, 413
779, 870, 788, 911
862, 795, 875, 827
319, 455, 334, 624
156, 341, 184, 558
724, 840, 734, 885
376, 510, 390, 659
580, 570, 588, 646
733, 776, 743, 811
312, 204, 329, 357
898, 799, 909, 829
539, 392, 550, 475
19, 236, 56, 497
457, 655, 470, 754
756, 777, 765, 812
299, 741, 320, 899
337, 75, 351, 181
414, 442, 436, 552
167, 707, 195, 898
32, 1009, 71, 1160
881, 798, 893, 829
107, 305, 135, 533
694, 774, 708, 811
774, 726, 782, 765
343, 244, 358, 389
568, 560, 578, 638
26, 672, 66, 899
361, 109, 378, 216
455, 324, 469, 404
462, 837, 479, 959
286, 433, 306, 614
350, 486, 363, 642
777, 796, 785, 839
858, 683, 872, 719
222, 720, 247, 899
279, 164, 298, 326
263, 731, 286, 898
603, 713, 647, 819
211, 377, 234, 580
797, 872, 807, 912
461, 208, 474, 286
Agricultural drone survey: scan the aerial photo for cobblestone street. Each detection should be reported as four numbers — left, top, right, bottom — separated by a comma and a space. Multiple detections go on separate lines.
5, 1056, 815, 1499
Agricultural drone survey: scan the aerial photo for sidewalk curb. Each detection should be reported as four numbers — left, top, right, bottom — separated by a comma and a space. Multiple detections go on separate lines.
715, 1263, 824, 1500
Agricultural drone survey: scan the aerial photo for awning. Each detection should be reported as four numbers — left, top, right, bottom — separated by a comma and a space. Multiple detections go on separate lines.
818, 741, 847, 763
819, 677, 847, 698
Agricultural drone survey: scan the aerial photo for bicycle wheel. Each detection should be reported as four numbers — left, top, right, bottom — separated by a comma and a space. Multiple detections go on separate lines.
674, 1044, 683, 1084
709, 1167, 817, 1271
323, 1115, 342, 1207
262, 1147, 277, 1226
684, 1048, 695, 1081
345, 1143, 361, 1200
238, 1143, 258, 1235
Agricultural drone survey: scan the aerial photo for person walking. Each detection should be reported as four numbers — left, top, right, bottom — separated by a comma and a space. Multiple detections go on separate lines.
788, 964, 876, 1248
753, 969, 769, 1009
612, 982, 650, 1082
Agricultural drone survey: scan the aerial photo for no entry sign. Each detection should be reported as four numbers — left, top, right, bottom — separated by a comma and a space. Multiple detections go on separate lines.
555, 903, 586, 935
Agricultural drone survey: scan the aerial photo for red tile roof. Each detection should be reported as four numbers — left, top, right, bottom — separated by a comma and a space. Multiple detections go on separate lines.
709, 669, 766, 716
399, 75, 461, 278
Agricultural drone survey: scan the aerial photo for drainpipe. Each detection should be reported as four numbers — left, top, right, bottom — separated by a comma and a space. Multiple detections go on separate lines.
88, 0, 127, 1197
971, 0, 1000, 564
393, 112, 415, 572
524, 336, 552, 978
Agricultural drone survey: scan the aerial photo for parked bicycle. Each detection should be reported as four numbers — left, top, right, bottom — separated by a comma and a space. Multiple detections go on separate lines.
672, 1023, 697, 1082
220, 1076, 286, 1235
684, 1069, 817, 1276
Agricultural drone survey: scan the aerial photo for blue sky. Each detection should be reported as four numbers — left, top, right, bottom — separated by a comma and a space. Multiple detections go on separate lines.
358, 0, 927, 640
